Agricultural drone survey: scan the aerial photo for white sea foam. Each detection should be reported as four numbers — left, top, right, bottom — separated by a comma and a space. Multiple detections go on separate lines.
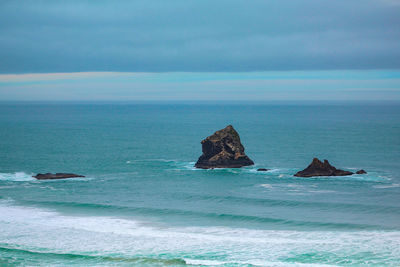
184, 259, 337, 266
260, 183, 273, 189
374, 183, 400, 189
0, 200, 399, 266
167, 161, 199, 171
308, 190, 336, 194
265, 168, 284, 173
0, 172, 35, 182
0, 172, 93, 183
132, 161, 390, 185
349, 173, 388, 182
182, 161, 197, 170
158, 160, 297, 175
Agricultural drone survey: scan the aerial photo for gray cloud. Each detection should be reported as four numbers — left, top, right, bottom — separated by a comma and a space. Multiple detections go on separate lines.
0, 0, 399, 73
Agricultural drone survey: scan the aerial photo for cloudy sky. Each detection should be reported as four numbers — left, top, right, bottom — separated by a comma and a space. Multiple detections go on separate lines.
0, 0, 399, 100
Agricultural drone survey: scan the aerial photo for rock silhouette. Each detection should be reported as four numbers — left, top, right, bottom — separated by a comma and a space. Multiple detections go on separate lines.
257, 168, 269, 171
356, 169, 367, 174
195, 125, 254, 169
33, 173, 85, 180
294, 158, 353, 177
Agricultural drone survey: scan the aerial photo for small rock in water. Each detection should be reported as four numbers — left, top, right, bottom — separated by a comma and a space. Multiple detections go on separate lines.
294, 158, 354, 177
33, 173, 85, 180
195, 125, 254, 169
257, 168, 269, 171
356, 169, 367, 174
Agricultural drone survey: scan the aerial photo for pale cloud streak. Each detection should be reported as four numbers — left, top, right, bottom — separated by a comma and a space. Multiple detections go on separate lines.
0, 72, 146, 83
0, 71, 399, 101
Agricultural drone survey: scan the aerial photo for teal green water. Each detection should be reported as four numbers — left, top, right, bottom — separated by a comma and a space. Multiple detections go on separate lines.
0, 103, 400, 266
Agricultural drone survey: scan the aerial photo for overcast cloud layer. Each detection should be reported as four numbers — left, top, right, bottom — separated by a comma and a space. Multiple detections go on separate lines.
1, 0, 400, 73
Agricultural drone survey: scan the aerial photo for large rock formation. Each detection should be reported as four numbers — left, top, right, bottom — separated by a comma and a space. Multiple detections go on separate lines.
195, 125, 254, 169
294, 158, 353, 177
33, 173, 85, 180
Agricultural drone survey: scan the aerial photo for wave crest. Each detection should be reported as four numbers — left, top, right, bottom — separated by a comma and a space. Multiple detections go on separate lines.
0, 172, 34, 182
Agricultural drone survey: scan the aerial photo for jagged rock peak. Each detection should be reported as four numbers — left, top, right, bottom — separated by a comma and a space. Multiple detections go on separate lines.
194, 125, 254, 169
294, 158, 354, 177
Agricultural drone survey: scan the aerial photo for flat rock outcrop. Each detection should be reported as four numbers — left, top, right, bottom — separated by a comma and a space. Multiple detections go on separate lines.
33, 173, 85, 180
195, 125, 254, 169
356, 169, 367, 174
257, 168, 269, 171
294, 158, 353, 177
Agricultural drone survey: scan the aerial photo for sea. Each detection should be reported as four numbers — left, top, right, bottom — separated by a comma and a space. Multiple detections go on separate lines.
0, 102, 399, 266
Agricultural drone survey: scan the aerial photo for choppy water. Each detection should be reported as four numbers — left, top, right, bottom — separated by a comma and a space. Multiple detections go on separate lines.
0, 102, 399, 266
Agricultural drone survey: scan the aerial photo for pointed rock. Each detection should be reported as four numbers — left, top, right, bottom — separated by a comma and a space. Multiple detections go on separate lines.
356, 169, 367, 174
294, 158, 353, 177
195, 125, 254, 169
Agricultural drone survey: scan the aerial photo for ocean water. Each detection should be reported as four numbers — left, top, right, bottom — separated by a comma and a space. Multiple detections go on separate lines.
0, 102, 399, 266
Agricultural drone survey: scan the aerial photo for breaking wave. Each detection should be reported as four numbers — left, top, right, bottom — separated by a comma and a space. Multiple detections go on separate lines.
0, 172, 35, 182
0, 200, 399, 266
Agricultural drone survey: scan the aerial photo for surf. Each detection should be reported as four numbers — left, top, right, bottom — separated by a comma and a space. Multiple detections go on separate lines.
1, 201, 399, 266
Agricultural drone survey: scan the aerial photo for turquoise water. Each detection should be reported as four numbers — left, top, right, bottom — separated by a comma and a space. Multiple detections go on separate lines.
0, 102, 399, 266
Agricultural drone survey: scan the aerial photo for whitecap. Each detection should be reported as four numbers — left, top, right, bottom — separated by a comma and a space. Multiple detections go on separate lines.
308, 190, 336, 194
0, 172, 35, 182
373, 183, 400, 189
184, 258, 337, 266
168, 161, 199, 171
0, 201, 399, 266
339, 173, 388, 182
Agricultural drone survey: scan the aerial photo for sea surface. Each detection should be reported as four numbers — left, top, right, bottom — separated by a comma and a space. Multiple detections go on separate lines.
0, 102, 399, 266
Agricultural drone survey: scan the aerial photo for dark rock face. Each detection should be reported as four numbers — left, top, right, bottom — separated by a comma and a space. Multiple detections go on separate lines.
257, 168, 269, 171
356, 169, 367, 174
195, 125, 254, 169
294, 158, 353, 177
33, 173, 85, 180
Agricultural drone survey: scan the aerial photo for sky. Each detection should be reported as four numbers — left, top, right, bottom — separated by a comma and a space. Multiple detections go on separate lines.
0, 0, 399, 101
